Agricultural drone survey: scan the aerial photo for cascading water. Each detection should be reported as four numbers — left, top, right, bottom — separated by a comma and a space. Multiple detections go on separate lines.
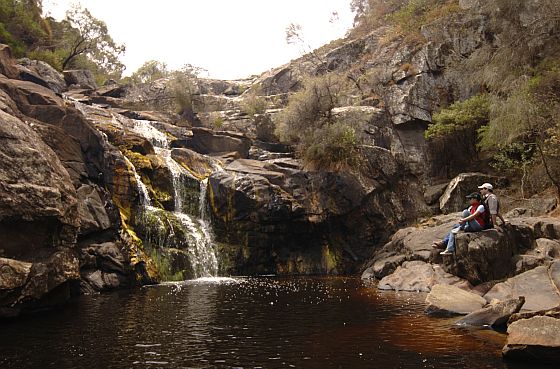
127, 119, 220, 278
123, 156, 152, 206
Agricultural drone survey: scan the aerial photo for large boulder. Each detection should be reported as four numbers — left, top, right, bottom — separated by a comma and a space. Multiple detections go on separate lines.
0, 249, 80, 317
63, 69, 98, 90
377, 261, 470, 292
503, 315, 560, 363
439, 172, 506, 213
0, 110, 79, 253
425, 284, 487, 315
442, 217, 560, 284
17, 58, 66, 94
484, 262, 560, 312
455, 297, 525, 327
0, 44, 19, 79
362, 214, 458, 279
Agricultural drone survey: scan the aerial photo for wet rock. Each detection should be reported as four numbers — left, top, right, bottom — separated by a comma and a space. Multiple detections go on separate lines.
171, 148, 221, 180
63, 69, 98, 90
503, 315, 560, 363
455, 297, 525, 327
0, 258, 32, 291
378, 261, 470, 292
439, 172, 507, 213
81, 270, 122, 292
484, 262, 560, 312
17, 58, 66, 94
425, 284, 487, 315
0, 249, 81, 317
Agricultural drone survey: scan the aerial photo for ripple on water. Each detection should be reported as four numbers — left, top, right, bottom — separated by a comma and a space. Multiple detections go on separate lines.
0, 277, 547, 369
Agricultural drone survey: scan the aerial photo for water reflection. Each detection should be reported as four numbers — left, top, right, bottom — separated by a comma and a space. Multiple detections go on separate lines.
0, 277, 555, 369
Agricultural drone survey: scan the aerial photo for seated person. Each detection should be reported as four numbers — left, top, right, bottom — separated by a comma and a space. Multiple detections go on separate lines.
433, 192, 486, 255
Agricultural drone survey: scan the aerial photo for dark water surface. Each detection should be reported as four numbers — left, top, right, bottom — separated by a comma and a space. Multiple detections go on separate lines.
0, 277, 551, 369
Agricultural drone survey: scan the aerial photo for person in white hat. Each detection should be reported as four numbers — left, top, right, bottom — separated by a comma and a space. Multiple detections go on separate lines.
478, 183, 506, 227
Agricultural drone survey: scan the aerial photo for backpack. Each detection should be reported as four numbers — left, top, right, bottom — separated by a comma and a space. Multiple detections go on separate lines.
482, 198, 493, 229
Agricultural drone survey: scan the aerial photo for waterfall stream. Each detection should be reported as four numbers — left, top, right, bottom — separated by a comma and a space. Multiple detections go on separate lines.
129, 119, 219, 278
70, 99, 220, 279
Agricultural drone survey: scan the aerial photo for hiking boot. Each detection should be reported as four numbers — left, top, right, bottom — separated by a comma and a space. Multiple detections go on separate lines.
440, 250, 453, 255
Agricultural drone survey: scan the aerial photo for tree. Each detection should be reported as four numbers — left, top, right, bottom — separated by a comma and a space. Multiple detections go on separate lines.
60, 5, 125, 76
130, 60, 169, 84
0, 0, 51, 56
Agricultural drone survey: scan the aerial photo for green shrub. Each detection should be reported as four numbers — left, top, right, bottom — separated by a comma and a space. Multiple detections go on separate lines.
304, 122, 360, 170
241, 93, 268, 117
425, 94, 490, 139
27, 49, 64, 71
276, 73, 345, 143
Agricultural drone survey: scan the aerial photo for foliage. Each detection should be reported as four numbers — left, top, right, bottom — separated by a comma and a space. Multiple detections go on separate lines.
0, 1, 125, 82
0, 0, 50, 56
59, 5, 125, 79
303, 121, 361, 171
240, 92, 267, 117
349, 0, 460, 40
276, 73, 365, 170
168, 64, 203, 115
425, 94, 490, 139
388, 0, 460, 36
129, 60, 169, 84
276, 73, 344, 143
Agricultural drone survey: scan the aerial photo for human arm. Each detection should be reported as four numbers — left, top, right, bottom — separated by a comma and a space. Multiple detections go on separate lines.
459, 206, 483, 223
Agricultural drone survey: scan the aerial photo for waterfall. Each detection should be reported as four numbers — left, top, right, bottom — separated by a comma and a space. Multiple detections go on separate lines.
127, 119, 219, 278
123, 156, 151, 206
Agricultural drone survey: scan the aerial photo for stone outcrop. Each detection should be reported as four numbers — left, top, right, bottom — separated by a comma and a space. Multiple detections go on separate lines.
0, 45, 160, 316
439, 172, 507, 213
208, 146, 430, 275
377, 261, 470, 292
63, 69, 98, 90
443, 217, 560, 285
17, 58, 67, 94
425, 284, 487, 315
503, 310, 560, 364
455, 297, 525, 327
483, 262, 560, 312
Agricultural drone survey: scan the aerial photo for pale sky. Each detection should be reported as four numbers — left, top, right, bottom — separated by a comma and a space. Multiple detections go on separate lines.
43, 0, 354, 79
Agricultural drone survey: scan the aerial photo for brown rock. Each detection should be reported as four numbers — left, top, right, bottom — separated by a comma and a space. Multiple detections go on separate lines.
503, 315, 560, 363
0, 44, 19, 79
378, 261, 471, 292
0, 258, 32, 290
484, 263, 560, 312
455, 296, 525, 327
439, 172, 506, 214
425, 284, 487, 315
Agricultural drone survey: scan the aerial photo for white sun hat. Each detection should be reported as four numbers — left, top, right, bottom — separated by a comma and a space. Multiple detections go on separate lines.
478, 183, 493, 190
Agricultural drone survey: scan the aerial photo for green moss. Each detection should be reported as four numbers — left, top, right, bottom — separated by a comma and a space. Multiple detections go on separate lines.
124, 150, 152, 171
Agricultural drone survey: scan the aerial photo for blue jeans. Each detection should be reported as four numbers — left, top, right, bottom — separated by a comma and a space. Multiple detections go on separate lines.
443, 210, 483, 252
